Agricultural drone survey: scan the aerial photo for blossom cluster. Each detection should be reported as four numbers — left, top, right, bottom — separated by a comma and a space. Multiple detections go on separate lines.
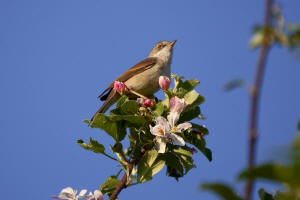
62, 74, 210, 199
150, 96, 191, 153
53, 187, 103, 200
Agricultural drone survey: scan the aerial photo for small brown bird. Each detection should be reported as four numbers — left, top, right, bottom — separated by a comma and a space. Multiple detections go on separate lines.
91, 40, 177, 121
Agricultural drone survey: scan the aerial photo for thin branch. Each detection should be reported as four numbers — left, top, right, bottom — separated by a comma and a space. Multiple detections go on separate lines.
108, 147, 147, 200
245, 0, 273, 200
103, 153, 119, 162
108, 163, 134, 200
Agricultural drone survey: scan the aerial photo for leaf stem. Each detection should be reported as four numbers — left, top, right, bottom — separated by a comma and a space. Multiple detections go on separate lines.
103, 153, 119, 162
245, 0, 273, 200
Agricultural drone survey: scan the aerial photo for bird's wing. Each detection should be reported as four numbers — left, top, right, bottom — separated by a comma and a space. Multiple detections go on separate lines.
97, 57, 158, 101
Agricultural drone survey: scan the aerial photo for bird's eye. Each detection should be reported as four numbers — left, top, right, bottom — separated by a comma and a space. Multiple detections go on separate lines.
158, 44, 164, 49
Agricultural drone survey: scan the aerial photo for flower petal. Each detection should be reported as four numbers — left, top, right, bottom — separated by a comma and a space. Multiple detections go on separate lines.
177, 122, 192, 132
155, 116, 169, 127
169, 133, 185, 146
78, 189, 87, 197
94, 190, 103, 200
170, 96, 187, 114
155, 137, 167, 153
167, 112, 180, 127
59, 187, 76, 199
150, 125, 169, 138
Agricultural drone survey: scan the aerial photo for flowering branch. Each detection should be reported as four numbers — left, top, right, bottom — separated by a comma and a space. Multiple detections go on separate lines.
55, 74, 211, 200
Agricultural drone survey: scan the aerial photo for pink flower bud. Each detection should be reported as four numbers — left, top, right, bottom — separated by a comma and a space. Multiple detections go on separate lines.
159, 76, 170, 90
113, 81, 128, 93
170, 96, 187, 114
143, 99, 155, 107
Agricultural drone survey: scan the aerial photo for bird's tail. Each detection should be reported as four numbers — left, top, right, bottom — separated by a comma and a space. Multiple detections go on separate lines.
90, 90, 120, 122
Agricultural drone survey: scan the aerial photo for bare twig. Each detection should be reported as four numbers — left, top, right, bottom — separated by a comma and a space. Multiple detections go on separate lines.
245, 0, 273, 200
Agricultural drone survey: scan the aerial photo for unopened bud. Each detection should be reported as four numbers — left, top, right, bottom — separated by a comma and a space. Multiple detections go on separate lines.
143, 99, 155, 107
113, 81, 128, 93
159, 76, 170, 90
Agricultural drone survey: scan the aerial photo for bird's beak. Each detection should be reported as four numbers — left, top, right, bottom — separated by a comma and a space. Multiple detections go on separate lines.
170, 40, 177, 47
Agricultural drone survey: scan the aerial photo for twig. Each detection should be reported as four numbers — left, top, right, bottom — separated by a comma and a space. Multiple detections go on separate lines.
108, 163, 133, 200
245, 0, 273, 200
108, 147, 147, 200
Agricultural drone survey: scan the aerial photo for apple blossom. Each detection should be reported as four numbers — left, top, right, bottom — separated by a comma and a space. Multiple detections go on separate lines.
170, 96, 187, 114
149, 115, 191, 153
52, 187, 79, 200
53, 187, 103, 200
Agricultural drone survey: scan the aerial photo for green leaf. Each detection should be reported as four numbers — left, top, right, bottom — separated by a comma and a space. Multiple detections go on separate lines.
201, 183, 243, 200
77, 138, 105, 154
183, 130, 212, 161
182, 79, 200, 91
90, 113, 127, 142
238, 163, 292, 183
275, 31, 289, 46
179, 106, 201, 123
100, 176, 120, 196
111, 142, 128, 168
152, 101, 166, 117
116, 96, 128, 108
202, 148, 212, 162
163, 152, 184, 176
223, 79, 245, 91
171, 73, 185, 92
173, 148, 194, 174
293, 134, 300, 149
191, 123, 209, 135
110, 97, 140, 116
120, 100, 140, 114
258, 188, 275, 200
83, 119, 90, 124
249, 30, 264, 48
111, 142, 123, 154
137, 150, 165, 183
110, 115, 146, 127
171, 74, 201, 98
166, 165, 183, 181
78, 138, 118, 161
184, 90, 205, 107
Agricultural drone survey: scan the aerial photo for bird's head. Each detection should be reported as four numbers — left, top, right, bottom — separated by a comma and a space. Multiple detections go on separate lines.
148, 40, 177, 59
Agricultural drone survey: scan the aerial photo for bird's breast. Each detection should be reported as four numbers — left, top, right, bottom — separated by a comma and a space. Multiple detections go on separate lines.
125, 61, 170, 96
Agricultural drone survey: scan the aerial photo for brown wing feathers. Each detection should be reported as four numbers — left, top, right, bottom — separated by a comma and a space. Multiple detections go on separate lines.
96, 57, 157, 101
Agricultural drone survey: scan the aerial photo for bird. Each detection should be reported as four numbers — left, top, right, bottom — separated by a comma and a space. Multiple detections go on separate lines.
91, 40, 177, 121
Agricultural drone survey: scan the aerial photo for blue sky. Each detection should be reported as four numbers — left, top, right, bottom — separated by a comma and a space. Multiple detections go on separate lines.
1, 0, 299, 199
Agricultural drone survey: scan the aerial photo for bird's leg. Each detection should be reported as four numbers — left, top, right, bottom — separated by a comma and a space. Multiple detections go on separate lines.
114, 81, 149, 100
127, 89, 149, 100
